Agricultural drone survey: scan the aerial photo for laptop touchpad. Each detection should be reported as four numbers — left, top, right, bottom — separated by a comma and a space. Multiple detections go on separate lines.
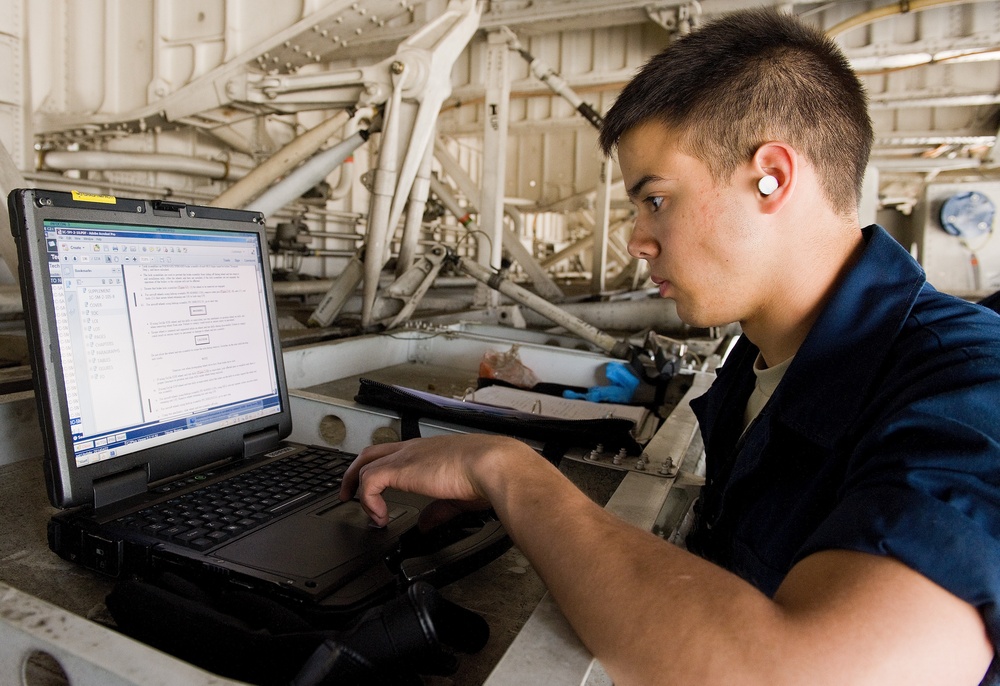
212, 497, 418, 578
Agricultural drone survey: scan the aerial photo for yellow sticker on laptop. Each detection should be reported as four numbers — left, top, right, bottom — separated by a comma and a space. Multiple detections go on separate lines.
71, 191, 117, 204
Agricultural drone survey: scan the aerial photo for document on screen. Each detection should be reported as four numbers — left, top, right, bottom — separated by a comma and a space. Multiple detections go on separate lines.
124, 263, 277, 422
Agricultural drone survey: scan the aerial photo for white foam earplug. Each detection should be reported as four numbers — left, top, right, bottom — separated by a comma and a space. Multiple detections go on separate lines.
758, 175, 779, 196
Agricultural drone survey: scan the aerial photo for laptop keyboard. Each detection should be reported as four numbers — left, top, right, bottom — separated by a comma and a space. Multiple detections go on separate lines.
113, 447, 352, 551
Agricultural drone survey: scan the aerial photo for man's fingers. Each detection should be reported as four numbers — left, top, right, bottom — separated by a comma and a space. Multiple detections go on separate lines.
353, 461, 392, 525
336, 434, 505, 526
338, 440, 406, 501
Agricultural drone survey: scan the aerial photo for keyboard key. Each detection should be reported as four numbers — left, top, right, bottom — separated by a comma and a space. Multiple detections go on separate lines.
188, 537, 215, 551
176, 528, 209, 542
158, 525, 190, 539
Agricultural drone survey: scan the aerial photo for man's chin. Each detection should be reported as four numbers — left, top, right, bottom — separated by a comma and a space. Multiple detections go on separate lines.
673, 302, 728, 330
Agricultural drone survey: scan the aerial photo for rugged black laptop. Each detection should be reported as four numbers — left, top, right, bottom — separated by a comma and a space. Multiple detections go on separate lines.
9, 188, 506, 617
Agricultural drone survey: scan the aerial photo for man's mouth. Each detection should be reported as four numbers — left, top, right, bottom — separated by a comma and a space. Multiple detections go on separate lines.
650, 276, 671, 297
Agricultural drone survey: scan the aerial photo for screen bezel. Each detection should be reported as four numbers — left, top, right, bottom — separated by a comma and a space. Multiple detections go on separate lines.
10, 189, 293, 509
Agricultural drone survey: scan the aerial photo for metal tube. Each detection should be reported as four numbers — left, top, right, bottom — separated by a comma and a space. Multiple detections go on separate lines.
329, 111, 370, 201
210, 110, 350, 209
397, 133, 435, 275
39, 150, 251, 180
361, 73, 406, 327
247, 130, 368, 217
591, 158, 612, 293
273, 275, 476, 297
825, 0, 989, 37
328, 156, 355, 201
23, 172, 218, 202
455, 255, 630, 358
428, 175, 472, 224
512, 43, 604, 130
519, 297, 687, 336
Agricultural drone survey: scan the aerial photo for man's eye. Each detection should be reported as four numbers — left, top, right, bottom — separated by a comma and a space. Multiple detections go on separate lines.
649, 196, 664, 211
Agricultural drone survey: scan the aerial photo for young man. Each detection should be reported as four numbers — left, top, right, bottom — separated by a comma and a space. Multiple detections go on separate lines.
341, 8, 1000, 684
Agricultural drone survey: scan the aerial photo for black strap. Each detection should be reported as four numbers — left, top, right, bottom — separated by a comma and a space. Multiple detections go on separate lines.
400, 411, 422, 441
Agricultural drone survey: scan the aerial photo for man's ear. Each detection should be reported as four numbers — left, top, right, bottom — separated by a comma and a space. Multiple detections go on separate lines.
751, 142, 796, 214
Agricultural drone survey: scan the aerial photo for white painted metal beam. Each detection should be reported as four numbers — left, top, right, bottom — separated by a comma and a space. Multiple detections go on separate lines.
0, 581, 247, 686
478, 29, 513, 308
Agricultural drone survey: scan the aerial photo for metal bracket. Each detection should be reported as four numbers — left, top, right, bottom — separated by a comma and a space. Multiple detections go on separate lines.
645, 2, 702, 35
378, 244, 448, 328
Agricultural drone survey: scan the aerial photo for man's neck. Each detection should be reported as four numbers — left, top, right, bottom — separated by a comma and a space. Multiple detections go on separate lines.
743, 223, 866, 368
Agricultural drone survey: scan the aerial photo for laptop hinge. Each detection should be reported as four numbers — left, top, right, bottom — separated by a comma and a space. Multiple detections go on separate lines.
93, 465, 148, 510
244, 427, 282, 459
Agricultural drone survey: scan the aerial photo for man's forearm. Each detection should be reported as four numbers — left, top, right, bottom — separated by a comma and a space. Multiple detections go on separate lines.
482, 447, 779, 683
481, 447, 993, 686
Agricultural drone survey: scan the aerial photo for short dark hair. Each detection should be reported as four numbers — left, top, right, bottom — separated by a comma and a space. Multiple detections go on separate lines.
599, 8, 873, 216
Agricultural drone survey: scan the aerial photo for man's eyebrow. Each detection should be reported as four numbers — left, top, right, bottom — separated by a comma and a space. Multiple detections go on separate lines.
627, 174, 663, 200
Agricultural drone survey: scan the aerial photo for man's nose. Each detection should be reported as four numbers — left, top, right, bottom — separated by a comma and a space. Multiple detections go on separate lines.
627, 220, 658, 260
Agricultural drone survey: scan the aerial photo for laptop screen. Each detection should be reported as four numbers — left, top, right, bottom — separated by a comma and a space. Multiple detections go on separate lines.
43, 219, 282, 468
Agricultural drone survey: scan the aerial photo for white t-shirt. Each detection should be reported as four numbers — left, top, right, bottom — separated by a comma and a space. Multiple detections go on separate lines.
742, 352, 794, 432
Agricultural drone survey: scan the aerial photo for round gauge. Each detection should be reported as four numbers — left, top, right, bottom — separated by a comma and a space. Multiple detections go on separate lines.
939, 191, 995, 238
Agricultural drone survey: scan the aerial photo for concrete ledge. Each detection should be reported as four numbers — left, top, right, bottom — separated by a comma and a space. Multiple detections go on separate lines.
0, 391, 41, 466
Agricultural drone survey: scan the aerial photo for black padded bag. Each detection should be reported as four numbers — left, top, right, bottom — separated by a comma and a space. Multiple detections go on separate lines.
106, 571, 489, 685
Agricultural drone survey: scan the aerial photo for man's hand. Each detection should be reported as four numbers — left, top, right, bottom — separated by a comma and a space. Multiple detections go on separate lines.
338, 433, 536, 527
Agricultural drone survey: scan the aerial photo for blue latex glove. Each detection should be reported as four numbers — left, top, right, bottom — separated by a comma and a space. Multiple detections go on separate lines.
562, 361, 640, 403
